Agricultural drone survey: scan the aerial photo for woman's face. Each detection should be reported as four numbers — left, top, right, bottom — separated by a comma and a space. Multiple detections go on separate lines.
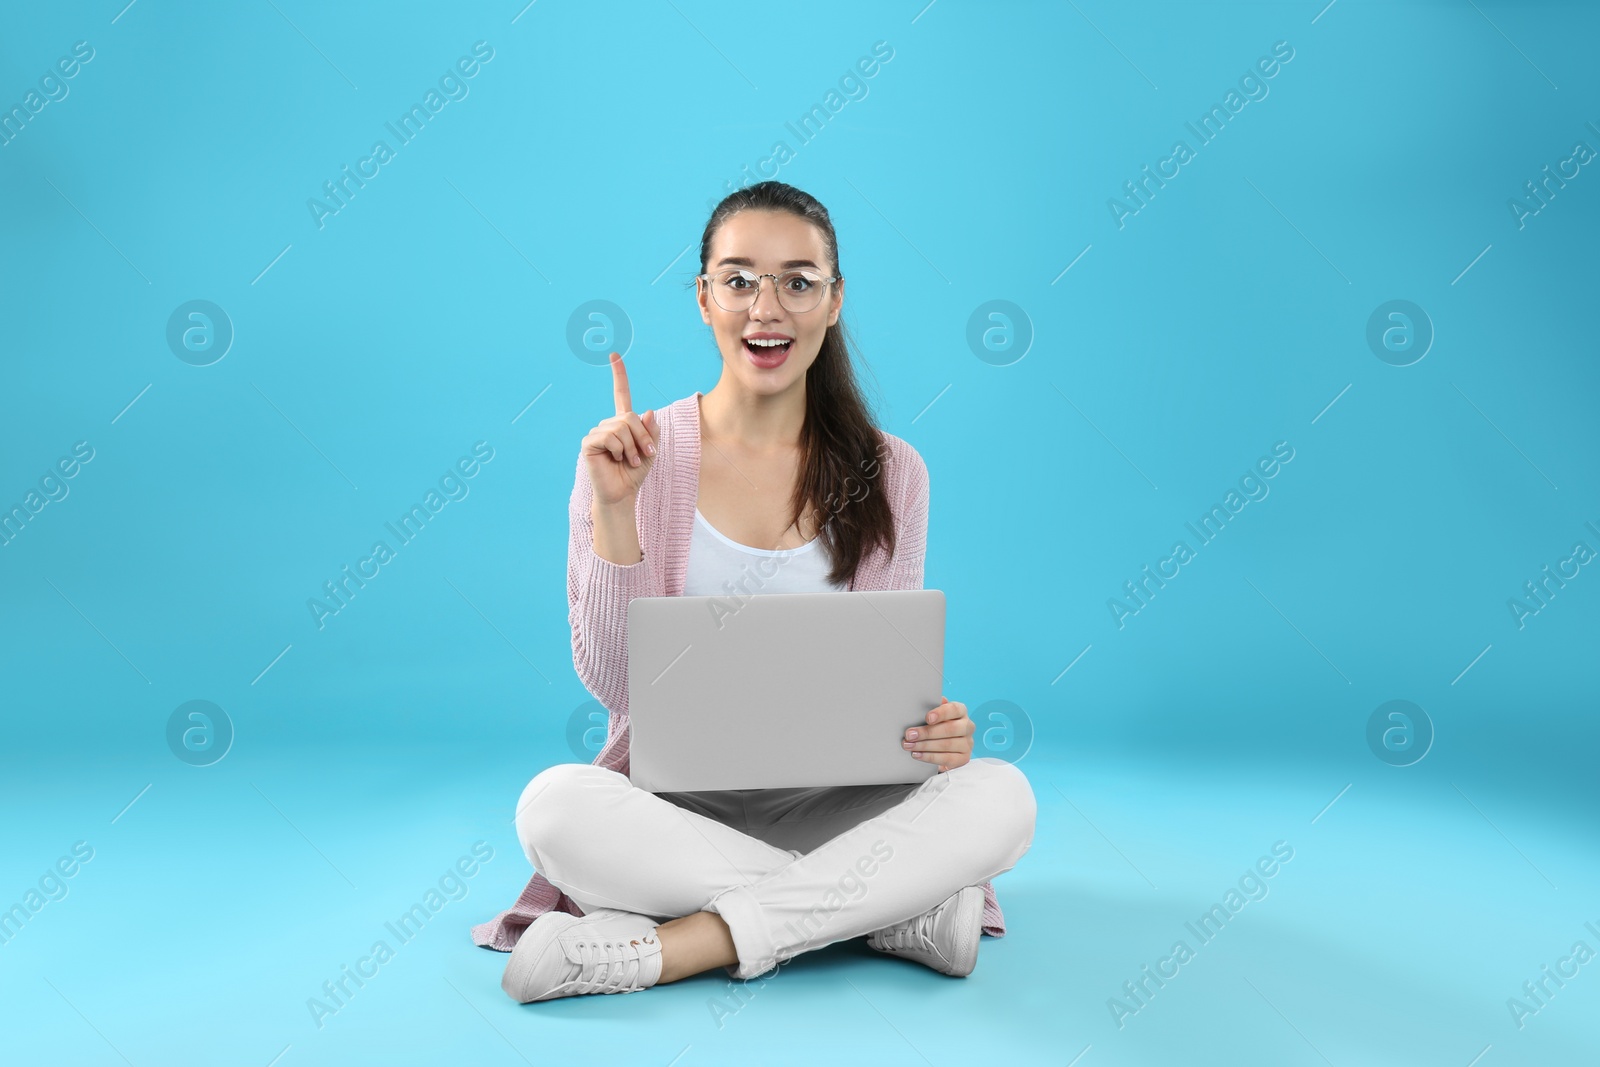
697, 209, 843, 397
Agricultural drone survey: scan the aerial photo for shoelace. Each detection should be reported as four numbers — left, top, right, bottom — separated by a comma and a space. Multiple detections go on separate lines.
874, 910, 937, 955
563, 934, 656, 995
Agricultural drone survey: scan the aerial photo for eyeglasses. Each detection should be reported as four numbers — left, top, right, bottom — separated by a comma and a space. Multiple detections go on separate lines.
698, 268, 841, 314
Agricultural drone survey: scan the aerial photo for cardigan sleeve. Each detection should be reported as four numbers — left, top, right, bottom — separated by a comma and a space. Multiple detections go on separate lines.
885, 440, 930, 593
567, 451, 657, 716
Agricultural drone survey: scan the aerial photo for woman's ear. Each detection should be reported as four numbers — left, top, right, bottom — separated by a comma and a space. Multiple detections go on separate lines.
696, 277, 713, 324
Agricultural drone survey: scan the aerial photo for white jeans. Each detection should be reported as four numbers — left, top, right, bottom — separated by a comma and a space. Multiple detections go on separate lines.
513, 758, 1037, 980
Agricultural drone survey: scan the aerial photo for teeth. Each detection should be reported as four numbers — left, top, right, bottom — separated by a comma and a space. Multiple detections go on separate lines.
746, 338, 790, 347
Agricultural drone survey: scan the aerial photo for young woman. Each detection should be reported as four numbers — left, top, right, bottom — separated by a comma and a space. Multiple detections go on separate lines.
471, 181, 1037, 1002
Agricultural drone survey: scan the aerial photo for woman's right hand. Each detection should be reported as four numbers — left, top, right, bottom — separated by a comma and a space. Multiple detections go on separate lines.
581, 351, 660, 508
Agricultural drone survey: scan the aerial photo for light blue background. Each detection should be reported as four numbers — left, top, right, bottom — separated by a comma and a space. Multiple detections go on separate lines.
2, 1, 1596, 1064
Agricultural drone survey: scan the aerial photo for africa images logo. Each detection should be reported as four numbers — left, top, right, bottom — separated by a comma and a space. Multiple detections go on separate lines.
307, 41, 495, 230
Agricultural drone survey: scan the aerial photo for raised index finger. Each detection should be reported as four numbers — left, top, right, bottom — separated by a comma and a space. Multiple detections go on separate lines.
610, 351, 632, 416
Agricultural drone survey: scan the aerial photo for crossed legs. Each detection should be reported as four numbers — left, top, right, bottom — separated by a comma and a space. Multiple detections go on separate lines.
514, 757, 1036, 981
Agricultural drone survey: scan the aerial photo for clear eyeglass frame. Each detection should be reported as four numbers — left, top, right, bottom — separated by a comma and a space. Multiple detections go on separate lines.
698, 268, 842, 313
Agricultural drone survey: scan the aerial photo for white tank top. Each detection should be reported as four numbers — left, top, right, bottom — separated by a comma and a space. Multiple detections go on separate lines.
682, 507, 849, 597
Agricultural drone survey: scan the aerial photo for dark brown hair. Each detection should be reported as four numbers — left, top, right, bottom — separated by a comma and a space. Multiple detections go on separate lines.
687, 180, 895, 585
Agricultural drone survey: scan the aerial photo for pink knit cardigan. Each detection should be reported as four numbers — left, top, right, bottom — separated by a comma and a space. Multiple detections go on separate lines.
470, 390, 1006, 951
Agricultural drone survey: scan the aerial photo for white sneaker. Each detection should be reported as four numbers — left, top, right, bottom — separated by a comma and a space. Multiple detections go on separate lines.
501, 908, 664, 1003
866, 886, 984, 977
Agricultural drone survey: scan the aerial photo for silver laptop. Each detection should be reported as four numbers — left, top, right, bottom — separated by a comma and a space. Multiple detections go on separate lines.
626, 589, 946, 792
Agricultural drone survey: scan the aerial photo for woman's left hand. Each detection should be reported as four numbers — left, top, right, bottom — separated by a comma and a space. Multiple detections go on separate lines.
902, 695, 975, 773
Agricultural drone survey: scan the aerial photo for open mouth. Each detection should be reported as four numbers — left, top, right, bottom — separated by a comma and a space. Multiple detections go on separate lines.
743, 337, 793, 358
